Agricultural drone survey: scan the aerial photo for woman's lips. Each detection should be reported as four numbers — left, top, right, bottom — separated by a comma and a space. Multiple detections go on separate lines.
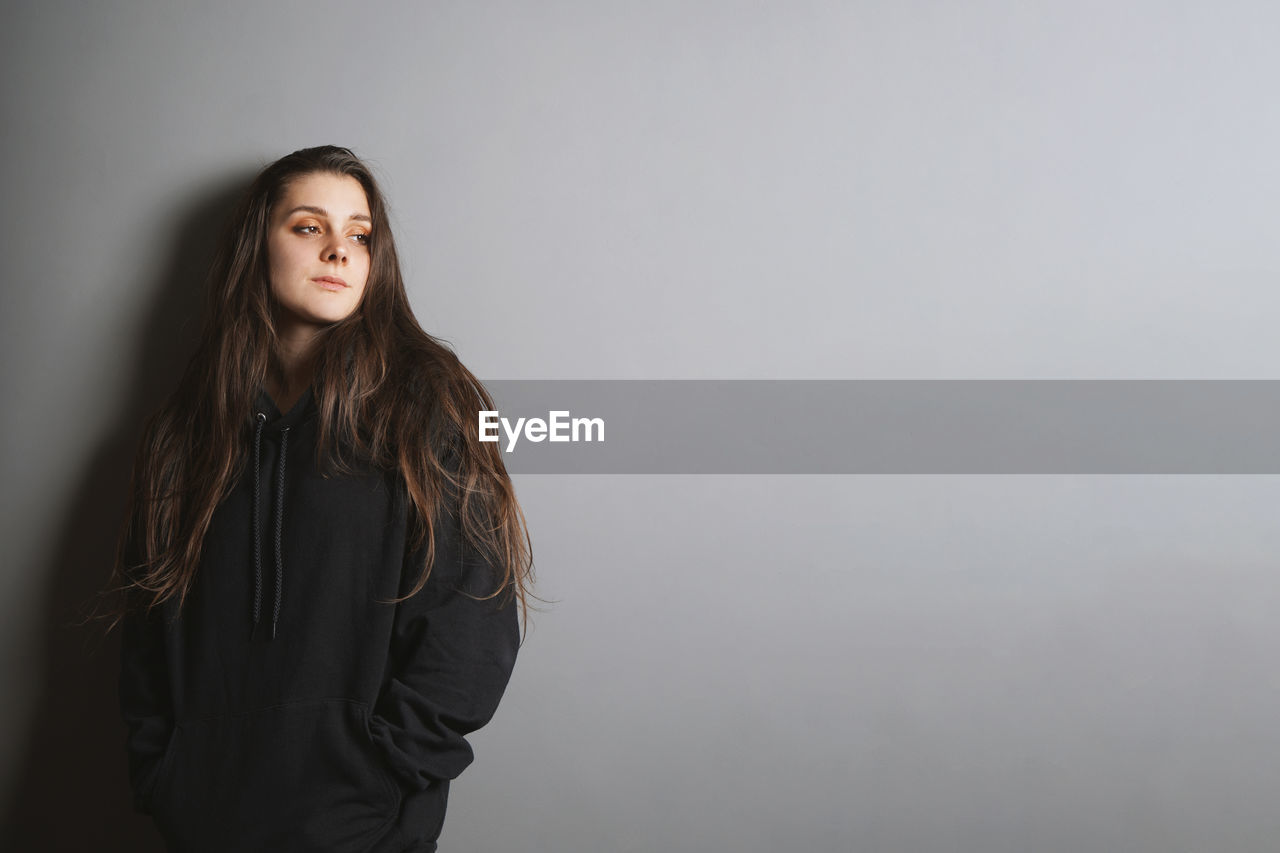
312, 276, 348, 291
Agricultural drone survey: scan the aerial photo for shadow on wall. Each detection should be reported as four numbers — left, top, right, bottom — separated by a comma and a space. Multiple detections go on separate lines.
1, 170, 255, 852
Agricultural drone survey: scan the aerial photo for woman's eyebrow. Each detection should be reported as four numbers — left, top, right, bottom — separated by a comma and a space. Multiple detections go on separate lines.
283, 204, 372, 223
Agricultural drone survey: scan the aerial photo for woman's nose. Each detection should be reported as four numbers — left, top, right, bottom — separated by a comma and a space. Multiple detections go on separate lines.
321, 238, 348, 264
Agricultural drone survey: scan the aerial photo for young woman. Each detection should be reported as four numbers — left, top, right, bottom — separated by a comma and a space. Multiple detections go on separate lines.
104, 146, 534, 852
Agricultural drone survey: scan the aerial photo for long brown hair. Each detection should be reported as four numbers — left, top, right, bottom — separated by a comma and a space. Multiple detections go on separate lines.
97, 145, 534, 636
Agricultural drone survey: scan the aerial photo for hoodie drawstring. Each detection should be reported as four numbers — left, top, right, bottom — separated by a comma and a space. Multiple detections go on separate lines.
251, 411, 289, 641
272, 426, 289, 639
252, 413, 265, 636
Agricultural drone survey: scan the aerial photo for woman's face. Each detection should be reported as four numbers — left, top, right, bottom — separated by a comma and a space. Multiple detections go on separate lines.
267, 171, 372, 335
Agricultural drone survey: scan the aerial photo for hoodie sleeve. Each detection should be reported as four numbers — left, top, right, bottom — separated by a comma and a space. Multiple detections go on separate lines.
367, 488, 521, 792
118, 541, 175, 814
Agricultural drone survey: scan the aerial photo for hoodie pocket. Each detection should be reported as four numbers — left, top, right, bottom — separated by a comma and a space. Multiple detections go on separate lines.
151, 698, 401, 852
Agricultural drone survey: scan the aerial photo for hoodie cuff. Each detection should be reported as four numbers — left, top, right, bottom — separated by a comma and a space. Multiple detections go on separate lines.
366, 706, 460, 792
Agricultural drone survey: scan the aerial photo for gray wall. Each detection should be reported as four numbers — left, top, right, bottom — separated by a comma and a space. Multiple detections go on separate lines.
5, 2, 1280, 850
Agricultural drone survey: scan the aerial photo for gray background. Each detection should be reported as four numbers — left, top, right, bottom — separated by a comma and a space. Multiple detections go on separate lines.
4, 1, 1280, 850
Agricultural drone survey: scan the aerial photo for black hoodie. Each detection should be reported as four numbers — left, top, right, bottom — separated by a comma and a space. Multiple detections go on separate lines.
119, 384, 520, 852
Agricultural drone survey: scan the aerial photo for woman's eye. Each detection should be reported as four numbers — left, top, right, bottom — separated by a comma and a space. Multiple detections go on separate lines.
350, 233, 370, 245
294, 225, 320, 235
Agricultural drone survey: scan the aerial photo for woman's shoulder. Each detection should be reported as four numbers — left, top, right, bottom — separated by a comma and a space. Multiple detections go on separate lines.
397, 346, 491, 415
382, 351, 468, 443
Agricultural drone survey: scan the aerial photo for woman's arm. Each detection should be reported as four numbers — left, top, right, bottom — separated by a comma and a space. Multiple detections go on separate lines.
118, 531, 175, 814
368, 493, 521, 791
120, 605, 175, 813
